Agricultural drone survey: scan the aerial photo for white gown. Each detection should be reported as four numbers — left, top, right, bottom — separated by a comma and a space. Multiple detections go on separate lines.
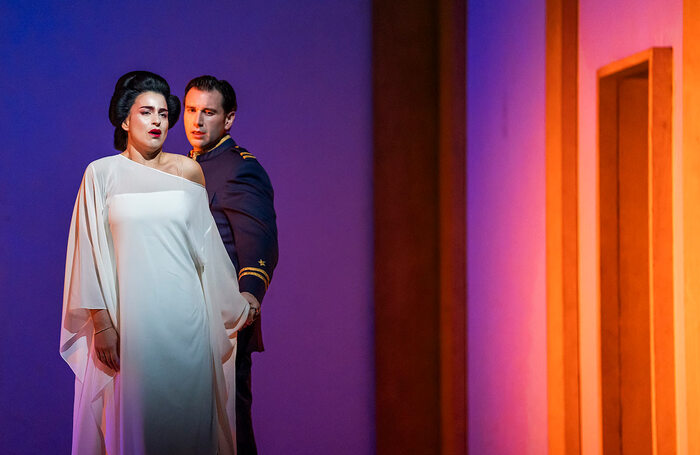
60, 154, 249, 455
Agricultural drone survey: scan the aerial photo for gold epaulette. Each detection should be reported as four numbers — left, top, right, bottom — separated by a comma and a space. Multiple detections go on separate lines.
235, 146, 257, 160
238, 267, 270, 289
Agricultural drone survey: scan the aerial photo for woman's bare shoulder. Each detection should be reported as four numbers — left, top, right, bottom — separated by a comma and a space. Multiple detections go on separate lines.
176, 154, 205, 186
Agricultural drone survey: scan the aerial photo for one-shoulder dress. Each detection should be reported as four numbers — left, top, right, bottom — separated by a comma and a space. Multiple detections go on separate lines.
60, 154, 249, 455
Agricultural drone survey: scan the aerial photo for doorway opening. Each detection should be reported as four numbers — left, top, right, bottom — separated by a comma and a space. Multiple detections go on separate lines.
598, 48, 674, 455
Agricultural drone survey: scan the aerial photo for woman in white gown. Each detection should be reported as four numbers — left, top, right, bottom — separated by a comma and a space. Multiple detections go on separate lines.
60, 71, 258, 455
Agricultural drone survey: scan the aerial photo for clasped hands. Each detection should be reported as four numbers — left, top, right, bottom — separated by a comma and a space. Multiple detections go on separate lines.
241, 291, 261, 328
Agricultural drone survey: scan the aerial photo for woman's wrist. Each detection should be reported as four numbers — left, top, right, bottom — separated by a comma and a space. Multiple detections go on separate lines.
94, 325, 113, 335
89, 309, 114, 333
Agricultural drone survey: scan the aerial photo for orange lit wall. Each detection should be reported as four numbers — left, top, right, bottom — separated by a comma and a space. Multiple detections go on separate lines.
467, 2, 547, 453
578, 1, 683, 453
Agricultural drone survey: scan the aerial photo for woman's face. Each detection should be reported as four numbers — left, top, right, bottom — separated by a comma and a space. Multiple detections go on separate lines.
122, 91, 169, 153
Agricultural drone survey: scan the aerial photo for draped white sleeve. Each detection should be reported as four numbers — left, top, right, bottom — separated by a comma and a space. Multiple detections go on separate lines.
60, 163, 118, 386
60, 163, 119, 455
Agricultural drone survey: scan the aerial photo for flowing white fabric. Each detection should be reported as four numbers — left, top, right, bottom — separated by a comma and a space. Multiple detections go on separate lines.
60, 154, 249, 455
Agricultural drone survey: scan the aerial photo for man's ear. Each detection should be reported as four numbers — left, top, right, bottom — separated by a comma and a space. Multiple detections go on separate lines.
224, 111, 235, 131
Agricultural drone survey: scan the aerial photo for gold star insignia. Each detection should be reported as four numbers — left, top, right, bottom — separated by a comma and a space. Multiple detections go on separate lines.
258, 259, 266, 267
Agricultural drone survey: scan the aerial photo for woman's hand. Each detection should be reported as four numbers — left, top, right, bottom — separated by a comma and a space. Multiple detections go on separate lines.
94, 326, 120, 371
90, 309, 120, 371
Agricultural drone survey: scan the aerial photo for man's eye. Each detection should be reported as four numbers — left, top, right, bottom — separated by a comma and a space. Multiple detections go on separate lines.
206, 111, 214, 116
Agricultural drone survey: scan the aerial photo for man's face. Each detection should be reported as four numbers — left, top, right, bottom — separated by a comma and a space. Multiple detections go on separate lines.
184, 88, 235, 153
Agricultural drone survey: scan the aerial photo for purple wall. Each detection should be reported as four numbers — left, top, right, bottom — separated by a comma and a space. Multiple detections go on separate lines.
0, 2, 374, 453
467, 0, 548, 453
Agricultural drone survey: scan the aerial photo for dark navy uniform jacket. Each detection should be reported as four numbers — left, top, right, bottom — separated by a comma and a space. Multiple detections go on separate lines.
192, 135, 278, 353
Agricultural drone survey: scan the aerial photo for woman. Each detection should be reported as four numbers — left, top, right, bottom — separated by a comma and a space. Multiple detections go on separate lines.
60, 71, 258, 455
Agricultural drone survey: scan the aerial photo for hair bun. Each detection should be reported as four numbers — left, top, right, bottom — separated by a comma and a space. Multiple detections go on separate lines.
114, 71, 140, 92
168, 94, 180, 107
109, 71, 144, 126
108, 93, 122, 127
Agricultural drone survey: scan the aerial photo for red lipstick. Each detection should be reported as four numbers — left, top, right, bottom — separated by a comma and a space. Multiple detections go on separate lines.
149, 129, 162, 137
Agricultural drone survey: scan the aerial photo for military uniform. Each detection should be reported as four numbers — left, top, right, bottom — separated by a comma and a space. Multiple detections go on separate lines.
191, 134, 278, 454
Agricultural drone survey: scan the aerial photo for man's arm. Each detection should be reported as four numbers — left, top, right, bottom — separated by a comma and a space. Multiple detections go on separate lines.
219, 157, 279, 304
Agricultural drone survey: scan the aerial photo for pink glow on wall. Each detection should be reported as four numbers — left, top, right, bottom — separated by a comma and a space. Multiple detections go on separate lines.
467, 1, 547, 453
578, 2, 683, 453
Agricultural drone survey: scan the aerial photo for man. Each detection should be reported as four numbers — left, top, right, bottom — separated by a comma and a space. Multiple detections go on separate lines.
184, 75, 278, 454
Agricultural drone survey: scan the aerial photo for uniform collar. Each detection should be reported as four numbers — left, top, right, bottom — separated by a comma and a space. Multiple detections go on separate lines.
189, 134, 236, 162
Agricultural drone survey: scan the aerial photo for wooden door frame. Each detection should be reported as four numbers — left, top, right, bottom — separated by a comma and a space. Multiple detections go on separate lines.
546, 0, 581, 453
597, 47, 675, 455
684, 3, 700, 453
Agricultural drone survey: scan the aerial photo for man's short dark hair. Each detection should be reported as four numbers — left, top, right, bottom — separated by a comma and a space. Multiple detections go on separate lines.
184, 75, 237, 114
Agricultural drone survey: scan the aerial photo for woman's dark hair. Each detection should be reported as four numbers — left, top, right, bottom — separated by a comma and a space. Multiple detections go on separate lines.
184, 75, 237, 114
108, 71, 181, 151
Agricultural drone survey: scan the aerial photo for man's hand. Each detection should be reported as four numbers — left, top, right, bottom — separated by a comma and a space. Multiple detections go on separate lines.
241, 291, 261, 328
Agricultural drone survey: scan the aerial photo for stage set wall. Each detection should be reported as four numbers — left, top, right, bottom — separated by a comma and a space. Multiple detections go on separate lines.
468, 0, 688, 453
577, 1, 684, 453
469, 1, 686, 453
0, 1, 374, 454
467, 0, 548, 453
